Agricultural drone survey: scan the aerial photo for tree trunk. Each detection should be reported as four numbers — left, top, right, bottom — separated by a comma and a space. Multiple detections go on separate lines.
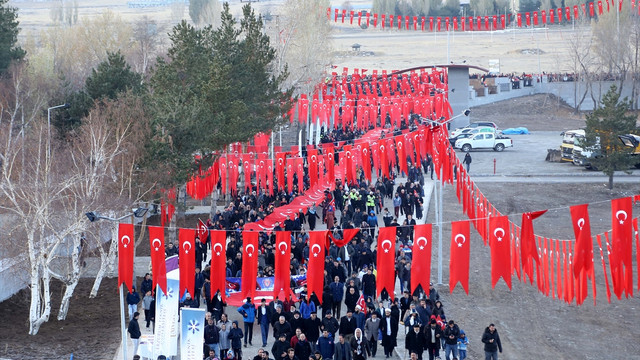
90, 224, 118, 298
608, 173, 614, 190
30, 257, 52, 335
57, 235, 82, 320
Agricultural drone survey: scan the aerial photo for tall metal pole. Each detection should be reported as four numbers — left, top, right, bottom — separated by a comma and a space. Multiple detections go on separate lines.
437, 168, 444, 285
119, 284, 128, 360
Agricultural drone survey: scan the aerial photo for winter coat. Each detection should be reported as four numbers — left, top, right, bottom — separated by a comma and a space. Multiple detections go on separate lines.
272, 339, 290, 359
229, 323, 244, 349
127, 318, 141, 339
361, 274, 376, 297
344, 290, 359, 313
238, 302, 257, 323
205, 323, 220, 345
304, 316, 322, 343
126, 291, 141, 305
339, 316, 357, 337
300, 301, 316, 319
364, 317, 380, 341
349, 335, 370, 359
353, 311, 366, 331
482, 327, 502, 353
379, 315, 398, 348
443, 324, 460, 345
294, 339, 312, 360
423, 325, 443, 350
405, 329, 424, 354
334, 340, 353, 360
321, 316, 340, 336
219, 324, 231, 349
330, 282, 345, 302
317, 335, 335, 360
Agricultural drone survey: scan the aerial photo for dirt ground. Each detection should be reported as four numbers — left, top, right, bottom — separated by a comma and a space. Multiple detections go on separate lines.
0, 277, 121, 360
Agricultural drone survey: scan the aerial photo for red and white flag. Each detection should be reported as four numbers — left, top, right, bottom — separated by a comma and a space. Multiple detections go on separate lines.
210, 230, 227, 301
449, 220, 470, 294
376, 227, 397, 300
118, 223, 135, 292
179, 228, 196, 298
149, 226, 168, 294
411, 224, 432, 295
197, 219, 208, 244
274, 231, 292, 300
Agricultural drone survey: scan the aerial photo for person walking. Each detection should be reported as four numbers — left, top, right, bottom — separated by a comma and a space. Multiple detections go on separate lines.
126, 286, 141, 321
230, 320, 245, 360
443, 320, 460, 360
205, 317, 221, 357
258, 299, 273, 347
463, 153, 472, 173
238, 297, 256, 347
379, 308, 398, 358
128, 312, 142, 357
481, 323, 502, 360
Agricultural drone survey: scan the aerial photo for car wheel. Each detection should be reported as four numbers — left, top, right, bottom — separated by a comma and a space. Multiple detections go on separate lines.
494, 143, 505, 152
461, 144, 471, 152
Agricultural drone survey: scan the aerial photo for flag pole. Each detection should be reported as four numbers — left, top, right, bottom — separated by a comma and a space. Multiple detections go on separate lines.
120, 283, 128, 360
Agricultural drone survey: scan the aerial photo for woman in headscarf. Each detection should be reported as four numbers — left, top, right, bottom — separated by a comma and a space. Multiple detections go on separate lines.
349, 328, 370, 360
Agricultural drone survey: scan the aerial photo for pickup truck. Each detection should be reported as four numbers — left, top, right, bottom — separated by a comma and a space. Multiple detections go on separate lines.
454, 132, 513, 152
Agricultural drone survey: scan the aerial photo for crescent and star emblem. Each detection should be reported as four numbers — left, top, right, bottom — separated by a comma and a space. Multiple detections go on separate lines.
616, 210, 627, 224
121, 235, 131, 248
311, 244, 322, 257
278, 158, 283, 166
454, 234, 466, 247
311, 155, 317, 163
245, 244, 255, 257
182, 241, 192, 254
278, 241, 288, 255
577, 218, 585, 230
213, 243, 223, 256
381, 239, 393, 253
416, 237, 428, 250
152, 238, 162, 251
494, 228, 505, 242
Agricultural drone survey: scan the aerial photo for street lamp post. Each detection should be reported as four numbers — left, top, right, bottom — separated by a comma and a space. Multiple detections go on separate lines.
85, 207, 148, 360
424, 109, 471, 285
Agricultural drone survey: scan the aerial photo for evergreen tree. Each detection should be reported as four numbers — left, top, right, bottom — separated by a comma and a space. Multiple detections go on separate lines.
147, 3, 292, 186
581, 85, 639, 189
0, 0, 25, 73
85, 50, 144, 101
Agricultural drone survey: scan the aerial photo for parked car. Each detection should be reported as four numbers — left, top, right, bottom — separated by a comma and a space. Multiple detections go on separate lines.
448, 127, 495, 146
450, 121, 498, 137
454, 132, 513, 152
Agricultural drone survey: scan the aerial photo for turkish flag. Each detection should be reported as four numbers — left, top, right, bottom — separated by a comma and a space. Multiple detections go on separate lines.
570, 204, 594, 277
633, 218, 640, 291
376, 227, 397, 300
520, 210, 547, 284
334, 8, 338, 22
179, 229, 196, 298
274, 231, 292, 299
489, 215, 511, 289
373, 13, 378, 28
389, 14, 394, 28
242, 154, 253, 191
517, 13, 522, 27
541, 10, 547, 24
197, 219, 209, 244
295, 157, 304, 193
395, 135, 407, 175
286, 157, 295, 193
595, 234, 612, 303
611, 197, 633, 297
118, 223, 135, 292
308, 231, 328, 303
276, 152, 286, 191
356, 294, 367, 314
241, 231, 259, 299
210, 230, 227, 301
149, 226, 167, 294
411, 224, 432, 295
308, 149, 318, 187
449, 220, 470, 294
381, 14, 385, 29
590, 2, 595, 16
533, 11, 539, 25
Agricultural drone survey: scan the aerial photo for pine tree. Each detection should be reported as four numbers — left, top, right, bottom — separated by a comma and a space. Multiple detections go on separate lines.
0, 0, 25, 73
582, 85, 639, 189
147, 3, 292, 186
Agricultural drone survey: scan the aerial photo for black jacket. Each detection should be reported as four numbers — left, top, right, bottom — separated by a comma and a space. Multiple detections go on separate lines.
349, 336, 370, 359
423, 325, 443, 349
303, 316, 322, 342
204, 323, 220, 344
482, 327, 502, 353
443, 324, 460, 345
339, 315, 358, 337
405, 329, 424, 353
272, 339, 291, 359
127, 318, 141, 339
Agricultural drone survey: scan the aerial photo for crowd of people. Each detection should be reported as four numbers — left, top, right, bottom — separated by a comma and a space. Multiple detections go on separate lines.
123, 112, 504, 360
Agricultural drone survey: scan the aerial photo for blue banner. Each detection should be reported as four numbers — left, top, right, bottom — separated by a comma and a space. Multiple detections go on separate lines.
181, 308, 206, 360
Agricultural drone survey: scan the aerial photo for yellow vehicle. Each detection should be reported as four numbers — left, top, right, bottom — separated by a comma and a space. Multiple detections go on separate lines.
560, 129, 584, 162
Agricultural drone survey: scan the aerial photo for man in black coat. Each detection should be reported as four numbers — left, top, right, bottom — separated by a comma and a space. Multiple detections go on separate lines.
339, 310, 357, 339
304, 312, 322, 352
128, 312, 142, 356
481, 323, 503, 360
443, 320, 460, 360
405, 324, 424, 360
273, 315, 293, 341
344, 287, 359, 313
271, 333, 290, 360
321, 312, 340, 339
379, 308, 398, 358
360, 268, 376, 300
423, 320, 442, 360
